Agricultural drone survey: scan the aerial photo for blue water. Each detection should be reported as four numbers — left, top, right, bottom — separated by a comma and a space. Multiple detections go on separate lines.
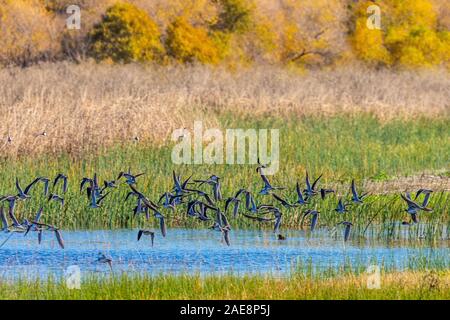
0, 228, 447, 279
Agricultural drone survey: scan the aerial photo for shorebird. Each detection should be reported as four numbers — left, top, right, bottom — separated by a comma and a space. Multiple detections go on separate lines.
242, 191, 274, 214
224, 197, 241, 218
185, 188, 216, 206
151, 208, 167, 237
90, 190, 110, 209
31, 222, 65, 249
15, 177, 48, 200
117, 168, 145, 185
256, 157, 266, 174
336, 221, 353, 241
101, 180, 117, 194
211, 209, 231, 246
172, 171, 192, 194
277, 234, 286, 240
272, 193, 297, 209
24, 207, 44, 234
351, 179, 368, 204
258, 172, 284, 195
415, 189, 433, 207
303, 171, 323, 198
80, 177, 94, 197
186, 199, 214, 221
400, 192, 432, 223
195, 175, 222, 201
272, 208, 282, 234
97, 252, 113, 271
129, 185, 160, 211
245, 191, 258, 213
0, 207, 8, 232
1, 196, 23, 229
295, 182, 309, 205
171, 175, 190, 205
320, 188, 335, 200
48, 193, 65, 207
53, 173, 68, 194
158, 192, 179, 212
137, 229, 155, 246
335, 198, 350, 214
301, 209, 320, 232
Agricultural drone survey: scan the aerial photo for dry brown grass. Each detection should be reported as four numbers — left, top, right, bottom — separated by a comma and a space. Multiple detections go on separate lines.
0, 62, 448, 157
365, 172, 450, 194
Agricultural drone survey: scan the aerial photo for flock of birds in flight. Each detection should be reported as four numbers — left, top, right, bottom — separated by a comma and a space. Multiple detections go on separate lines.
0, 160, 434, 269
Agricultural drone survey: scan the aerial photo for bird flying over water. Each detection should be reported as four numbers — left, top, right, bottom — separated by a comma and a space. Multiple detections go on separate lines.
351, 179, 368, 204
336, 221, 353, 242
258, 172, 284, 195
301, 209, 320, 232
303, 171, 322, 198
137, 229, 155, 246
400, 192, 432, 224
53, 174, 68, 194
97, 252, 113, 271
335, 198, 350, 214
117, 168, 145, 185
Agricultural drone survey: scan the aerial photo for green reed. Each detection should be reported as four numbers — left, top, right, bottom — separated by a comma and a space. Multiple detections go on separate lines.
0, 115, 448, 237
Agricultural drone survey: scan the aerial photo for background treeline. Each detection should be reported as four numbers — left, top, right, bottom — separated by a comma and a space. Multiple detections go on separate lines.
0, 0, 448, 69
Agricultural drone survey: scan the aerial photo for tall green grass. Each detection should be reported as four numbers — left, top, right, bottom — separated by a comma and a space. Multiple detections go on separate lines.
2, 270, 448, 300
0, 115, 448, 234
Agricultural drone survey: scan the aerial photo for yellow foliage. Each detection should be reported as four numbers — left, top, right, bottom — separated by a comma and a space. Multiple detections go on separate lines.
165, 17, 221, 64
384, 0, 446, 68
89, 2, 163, 63
275, 0, 348, 66
350, 0, 447, 68
0, 0, 59, 66
349, 1, 391, 66
0, 0, 447, 69
150, 0, 218, 28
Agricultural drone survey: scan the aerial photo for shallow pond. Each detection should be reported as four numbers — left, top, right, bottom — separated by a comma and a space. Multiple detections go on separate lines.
0, 228, 448, 279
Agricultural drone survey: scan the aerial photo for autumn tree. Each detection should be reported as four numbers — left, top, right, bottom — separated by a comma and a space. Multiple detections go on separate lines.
272, 0, 349, 68
0, 0, 60, 66
89, 2, 163, 63
349, 0, 449, 68
165, 16, 220, 64
349, 0, 391, 66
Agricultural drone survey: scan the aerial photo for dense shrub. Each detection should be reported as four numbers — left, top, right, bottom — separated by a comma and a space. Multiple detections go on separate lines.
350, 0, 449, 68
349, 1, 391, 66
213, 0, 254, 33
89, 2, 163, 63
275, 0, 349, 67
165, 17, 221, 64
384, 0, 449, 68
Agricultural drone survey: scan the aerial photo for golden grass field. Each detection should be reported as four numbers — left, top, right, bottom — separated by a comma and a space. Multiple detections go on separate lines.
1, 63, 448, 158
